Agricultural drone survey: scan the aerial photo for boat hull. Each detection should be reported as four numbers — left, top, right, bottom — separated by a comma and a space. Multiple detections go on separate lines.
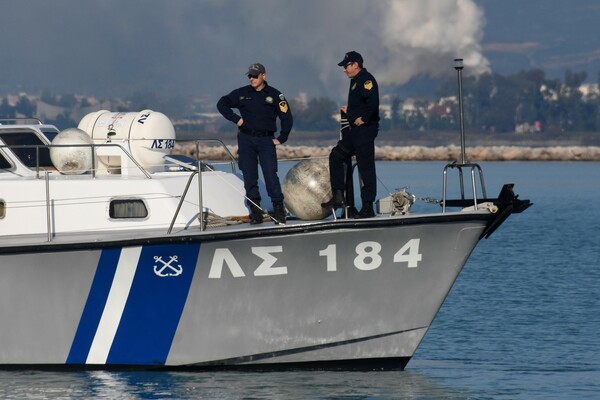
0, 215, 488, 369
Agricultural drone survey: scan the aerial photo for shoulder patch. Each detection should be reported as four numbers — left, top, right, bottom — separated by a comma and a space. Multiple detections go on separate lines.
279, 93, 286, 101
279, 101, 289, 113
364, 80, 373, 90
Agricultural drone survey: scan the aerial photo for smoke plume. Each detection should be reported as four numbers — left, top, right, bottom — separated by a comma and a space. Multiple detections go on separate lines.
0, 0, 489, 99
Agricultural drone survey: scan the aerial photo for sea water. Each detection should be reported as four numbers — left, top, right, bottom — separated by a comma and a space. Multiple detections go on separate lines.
0, 161, 598, 399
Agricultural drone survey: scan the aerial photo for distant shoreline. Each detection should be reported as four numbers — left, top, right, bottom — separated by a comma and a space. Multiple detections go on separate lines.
179, 143, 600, 161
177, 129, 600, 161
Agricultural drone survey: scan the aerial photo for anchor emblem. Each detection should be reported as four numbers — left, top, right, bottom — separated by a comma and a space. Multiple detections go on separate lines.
153, 255, 183, 277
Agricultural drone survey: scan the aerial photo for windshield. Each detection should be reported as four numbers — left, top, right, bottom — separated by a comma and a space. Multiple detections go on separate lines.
0, 131, 54, 168
41, 128, 59, 142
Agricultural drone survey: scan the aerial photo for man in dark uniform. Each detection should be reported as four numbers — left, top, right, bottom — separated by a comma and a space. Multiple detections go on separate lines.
217, 63, 292, 225
321, 51, 380, 218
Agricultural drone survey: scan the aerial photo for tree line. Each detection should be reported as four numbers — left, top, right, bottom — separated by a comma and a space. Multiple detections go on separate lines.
244, 68, 600, 134
2, 68, 599, 133
431, 69, 598, 134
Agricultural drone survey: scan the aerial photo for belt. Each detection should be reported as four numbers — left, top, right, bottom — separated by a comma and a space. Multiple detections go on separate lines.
349, 122, 378, 130
240, 129, 274, 137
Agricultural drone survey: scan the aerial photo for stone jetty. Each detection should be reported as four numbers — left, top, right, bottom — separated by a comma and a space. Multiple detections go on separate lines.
177, 143, 600, 162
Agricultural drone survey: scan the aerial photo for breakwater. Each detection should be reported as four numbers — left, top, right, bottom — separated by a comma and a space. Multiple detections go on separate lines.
179, 144, 600, 161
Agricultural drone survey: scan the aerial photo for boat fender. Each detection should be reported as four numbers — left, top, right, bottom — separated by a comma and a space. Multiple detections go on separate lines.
49, 128, 94, 175
282, 158, 331, 220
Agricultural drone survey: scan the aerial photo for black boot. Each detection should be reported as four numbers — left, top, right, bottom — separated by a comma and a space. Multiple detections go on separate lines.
249, 203, 264, 225
321, 190, 345, 209
272, 201, 287, 225
354, 202, 375, 219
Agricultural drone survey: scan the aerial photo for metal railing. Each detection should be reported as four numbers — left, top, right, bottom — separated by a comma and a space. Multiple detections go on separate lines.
0, 142, 151, 178
175, 138, 238, 174
167, 164, 204, 234
0, 118, 43, 125
442, 162, 487, 212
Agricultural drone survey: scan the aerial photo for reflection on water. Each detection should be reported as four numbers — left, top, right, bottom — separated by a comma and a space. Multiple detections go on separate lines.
0, 370, 473, 400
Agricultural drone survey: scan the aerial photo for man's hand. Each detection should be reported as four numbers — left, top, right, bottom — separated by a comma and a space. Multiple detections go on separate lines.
237, 118, 244, 127
273, 138, 281, 145
354, 117, 364, 126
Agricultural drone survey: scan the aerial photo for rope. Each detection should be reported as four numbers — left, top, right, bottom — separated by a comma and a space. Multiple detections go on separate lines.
203, 211, 244, 228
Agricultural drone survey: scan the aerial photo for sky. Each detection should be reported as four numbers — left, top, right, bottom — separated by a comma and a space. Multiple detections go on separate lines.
1, 0, 599, 103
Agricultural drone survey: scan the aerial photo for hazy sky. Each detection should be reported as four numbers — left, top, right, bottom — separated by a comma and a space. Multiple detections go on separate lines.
2, 0, 599, 102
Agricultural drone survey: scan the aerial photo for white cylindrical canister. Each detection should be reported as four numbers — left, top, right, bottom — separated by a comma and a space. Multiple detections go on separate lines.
78, 110, 176, 173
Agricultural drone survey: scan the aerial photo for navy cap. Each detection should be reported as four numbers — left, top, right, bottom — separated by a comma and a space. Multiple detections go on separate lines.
247, 63, 266, 75
337, 51, 363, 66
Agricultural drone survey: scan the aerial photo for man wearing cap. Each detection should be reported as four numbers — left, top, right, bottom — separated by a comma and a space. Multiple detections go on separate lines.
321, 51, 380, 219
217, 63, 293, 225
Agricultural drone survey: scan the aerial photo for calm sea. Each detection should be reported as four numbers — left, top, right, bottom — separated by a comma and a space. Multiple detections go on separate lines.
1, 161, 598, 399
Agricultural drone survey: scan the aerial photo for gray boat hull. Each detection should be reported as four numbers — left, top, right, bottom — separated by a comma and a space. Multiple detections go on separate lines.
0, 215, 487, 369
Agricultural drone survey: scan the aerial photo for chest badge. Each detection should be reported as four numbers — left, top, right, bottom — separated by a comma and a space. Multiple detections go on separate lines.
351, 82, 357, 90
364, 80, 373, 90
266, 96, 274, 104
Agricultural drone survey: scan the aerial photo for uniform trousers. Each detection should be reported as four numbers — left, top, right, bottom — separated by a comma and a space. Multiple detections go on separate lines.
237, 132, 283, 205
329, 124, 378, 203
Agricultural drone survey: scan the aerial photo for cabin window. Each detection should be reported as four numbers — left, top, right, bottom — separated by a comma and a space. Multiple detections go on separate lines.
0, 131, 53, 168
109, 199, 148, 219
41, 128, 59, 142
0, 152, 11, 169
0, 200, 5, 219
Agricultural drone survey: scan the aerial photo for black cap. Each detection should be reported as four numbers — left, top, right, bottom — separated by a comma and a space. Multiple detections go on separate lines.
247, 63, 266, 75
337, 51, 363, 66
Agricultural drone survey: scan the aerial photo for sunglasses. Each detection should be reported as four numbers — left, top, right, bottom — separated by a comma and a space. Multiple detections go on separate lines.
248, 74, 260, 79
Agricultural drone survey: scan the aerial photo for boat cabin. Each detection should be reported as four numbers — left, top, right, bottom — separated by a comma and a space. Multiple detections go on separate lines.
0, 113, 250, 239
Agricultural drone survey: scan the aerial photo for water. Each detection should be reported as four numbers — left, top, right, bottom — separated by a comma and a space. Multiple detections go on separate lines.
1, 161, 599, 399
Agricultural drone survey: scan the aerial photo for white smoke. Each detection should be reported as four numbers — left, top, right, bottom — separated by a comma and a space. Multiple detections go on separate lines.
374, 0, 490, 85
196, 0, 490, 97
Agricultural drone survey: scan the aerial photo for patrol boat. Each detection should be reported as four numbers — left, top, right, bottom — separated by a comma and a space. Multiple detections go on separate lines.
0, 107, 530, 370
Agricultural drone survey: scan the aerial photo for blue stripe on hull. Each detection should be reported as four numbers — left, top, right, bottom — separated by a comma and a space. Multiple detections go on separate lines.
66, 248, 121, 364
107, 243, 200, 365
67, 243, 200, 365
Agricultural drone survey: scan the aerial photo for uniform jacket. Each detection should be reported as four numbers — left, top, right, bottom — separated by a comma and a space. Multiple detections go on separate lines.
216, 83, 293, 144
346, 68, 380, 126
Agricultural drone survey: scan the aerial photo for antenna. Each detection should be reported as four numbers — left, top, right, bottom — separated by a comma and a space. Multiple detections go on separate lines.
454, 58, 467, 164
